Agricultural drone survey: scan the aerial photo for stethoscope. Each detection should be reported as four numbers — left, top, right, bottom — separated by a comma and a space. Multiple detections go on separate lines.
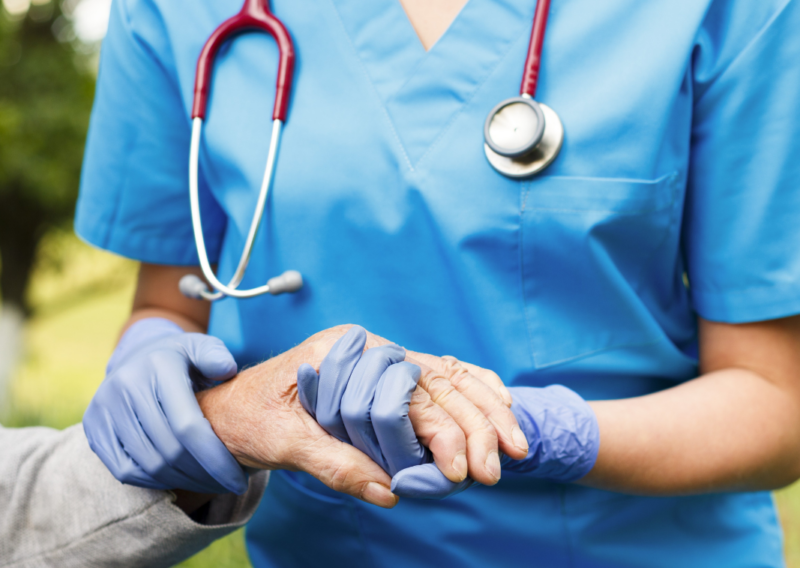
484, 0, 563, 178
180, 0, 561, 302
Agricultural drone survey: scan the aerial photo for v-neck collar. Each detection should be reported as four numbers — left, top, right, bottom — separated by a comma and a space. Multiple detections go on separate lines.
330, 0, 535, 168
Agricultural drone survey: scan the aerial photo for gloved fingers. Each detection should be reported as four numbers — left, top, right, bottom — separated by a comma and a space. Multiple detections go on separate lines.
315, 325, 367, 443
154, 350, 249, 494
297, 364, 320, 419
111, 398, 218, 493
432, 356, 528, 461
444, 357, 513, 408
83, 403, 168, 490
406, 384, 468, 482
341, 345, 406, 473
390, 463, 476, 500
178, 334, 238, 382
292, 426, 398, 509
370, 361, 426, 476
411, 361, 501, 486
130, 386, 233, 493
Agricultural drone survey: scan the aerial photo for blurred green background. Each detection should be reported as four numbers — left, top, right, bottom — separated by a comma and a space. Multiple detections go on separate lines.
0, 0, 250, 565
1, 1, 800, 567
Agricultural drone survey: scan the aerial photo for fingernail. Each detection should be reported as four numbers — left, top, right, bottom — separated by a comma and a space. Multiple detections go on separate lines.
363, 482, 398, 508
485, 451, 501, 484
452, 452, 468, 481
511, 426, 529, 454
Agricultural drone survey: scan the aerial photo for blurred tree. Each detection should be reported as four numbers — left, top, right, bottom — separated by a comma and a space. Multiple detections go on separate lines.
0, 0, 94, 316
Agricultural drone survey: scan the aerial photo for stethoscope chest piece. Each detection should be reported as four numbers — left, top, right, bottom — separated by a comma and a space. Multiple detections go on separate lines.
484, 98, 563, 179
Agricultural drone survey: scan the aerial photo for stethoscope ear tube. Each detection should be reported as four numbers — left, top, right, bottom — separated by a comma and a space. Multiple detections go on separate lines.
191, 0, 295, 121
182, 0, 302, 302
184, 117, 303, 301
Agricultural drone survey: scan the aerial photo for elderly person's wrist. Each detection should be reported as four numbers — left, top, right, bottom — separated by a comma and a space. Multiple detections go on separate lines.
196, 371, 266, 470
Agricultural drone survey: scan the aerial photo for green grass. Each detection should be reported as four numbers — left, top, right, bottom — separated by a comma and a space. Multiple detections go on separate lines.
2, 232, 799, 566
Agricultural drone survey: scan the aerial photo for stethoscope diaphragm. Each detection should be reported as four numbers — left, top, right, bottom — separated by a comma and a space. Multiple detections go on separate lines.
484, 100, 563, 179
484, 0, 562, 179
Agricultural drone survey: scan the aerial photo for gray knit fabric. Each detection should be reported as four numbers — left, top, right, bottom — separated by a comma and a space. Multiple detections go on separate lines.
0, 423, 267, 567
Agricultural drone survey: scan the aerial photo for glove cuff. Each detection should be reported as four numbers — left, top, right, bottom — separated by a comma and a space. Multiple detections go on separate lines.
106, 317, 184, 375
505, 385, 600, 483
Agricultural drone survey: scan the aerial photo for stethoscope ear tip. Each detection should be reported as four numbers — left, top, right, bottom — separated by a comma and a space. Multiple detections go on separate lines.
268, 270, 303, 295
179, 274, 211, 300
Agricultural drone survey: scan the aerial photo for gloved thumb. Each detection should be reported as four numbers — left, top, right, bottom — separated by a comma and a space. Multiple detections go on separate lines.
391, 463, 475, 500
297, 363, 320, 419
179, 334, 238, 382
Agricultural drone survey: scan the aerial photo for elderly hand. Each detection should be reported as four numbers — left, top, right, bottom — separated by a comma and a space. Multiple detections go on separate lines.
295, 327, 529, 492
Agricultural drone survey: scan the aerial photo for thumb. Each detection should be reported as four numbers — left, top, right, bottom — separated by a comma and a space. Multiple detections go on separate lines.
295, 427, 399, 509
180, 334, 238, 381
297, 363, 320, 418
391, 463, 476, 500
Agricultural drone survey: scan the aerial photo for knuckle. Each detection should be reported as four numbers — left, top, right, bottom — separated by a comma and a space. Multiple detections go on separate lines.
423, 374, 456, 399
326, 462, 355, 494
470, 419, 498, 441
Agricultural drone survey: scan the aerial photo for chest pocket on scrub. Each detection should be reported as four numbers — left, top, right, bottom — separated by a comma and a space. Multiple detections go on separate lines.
520, 172, 681, 368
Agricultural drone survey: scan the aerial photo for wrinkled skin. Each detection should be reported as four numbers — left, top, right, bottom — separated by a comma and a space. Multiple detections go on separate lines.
197, 325, 526, 508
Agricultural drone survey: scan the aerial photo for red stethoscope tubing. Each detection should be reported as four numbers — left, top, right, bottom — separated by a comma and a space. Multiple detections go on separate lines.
191, 0, 295, 121
520, 0, 552, 98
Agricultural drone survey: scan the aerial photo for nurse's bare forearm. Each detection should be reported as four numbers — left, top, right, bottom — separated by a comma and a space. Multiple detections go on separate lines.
582, 316, 800, 494
125, 264, 211, 335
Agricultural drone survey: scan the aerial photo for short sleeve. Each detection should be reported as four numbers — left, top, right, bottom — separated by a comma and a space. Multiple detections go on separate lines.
684, 0, 800, 323
75, 0, 225, 265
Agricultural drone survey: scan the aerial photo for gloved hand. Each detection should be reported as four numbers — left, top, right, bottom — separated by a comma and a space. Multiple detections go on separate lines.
391, 385, 600, 498
83, 318, 248, 495
297, 326, 474, 498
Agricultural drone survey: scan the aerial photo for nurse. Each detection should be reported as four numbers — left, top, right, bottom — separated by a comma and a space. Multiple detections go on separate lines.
77, 0, 800, 566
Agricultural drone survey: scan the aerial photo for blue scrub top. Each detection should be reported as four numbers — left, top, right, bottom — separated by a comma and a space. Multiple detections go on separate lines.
77, 0, 800, 565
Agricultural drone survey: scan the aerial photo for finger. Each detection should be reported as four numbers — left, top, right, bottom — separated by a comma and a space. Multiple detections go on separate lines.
154, 351, 249, 494
294, 425, 399, 509
436, 356, 528, 460
370, 361, 425, 475
180, 334, 238, 381
111, 395, 217, 494
411, 362, 501, 486
391, 463, 476, 500
446, 357, 513, 408
130, 382, 231, 493
406, 385, 468, 482
297, 364, 320, 419
315, 326, 367, 443
341, 345, 406, 473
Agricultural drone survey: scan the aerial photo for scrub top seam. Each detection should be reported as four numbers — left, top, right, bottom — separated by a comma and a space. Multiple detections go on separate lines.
326, 0, 415, 173
414, 27, 532, 171
693, 0, 792, 106
559, 486, 576, 568
518, 180, 539, 374
347, 500, 380, 568
690, 281, 800, 296
533, 338, 664, 370
631, 171, 683, 298
97, 129, 137, 251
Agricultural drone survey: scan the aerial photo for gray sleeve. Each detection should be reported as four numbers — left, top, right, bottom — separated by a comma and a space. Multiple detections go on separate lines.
0, 424, 268, 568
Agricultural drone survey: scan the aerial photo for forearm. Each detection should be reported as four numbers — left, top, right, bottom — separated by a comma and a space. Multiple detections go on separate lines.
583, 368, 800, 495
124, 263, 211, 336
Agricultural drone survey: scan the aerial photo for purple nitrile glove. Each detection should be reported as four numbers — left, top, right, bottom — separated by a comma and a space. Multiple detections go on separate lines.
83, 318, 248, 494
391, 385, 600, 498
297, 326, 474, 499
